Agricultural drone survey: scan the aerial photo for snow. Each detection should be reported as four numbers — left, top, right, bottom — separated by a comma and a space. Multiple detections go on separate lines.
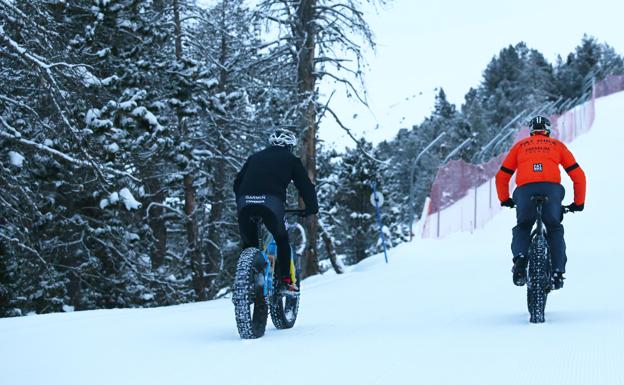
85, 108, 112, 129
132, 106, 163, 131
75, 66, 101, 87
108, 191, 119, 204
119, 188, 141, 210
8, 151, 25, 167
105, 143, 120, 153
101, 75, 118, 86
197, 77, 219, 88
99, 198, 109, 209
141, 293, 154, 301
1, 92, 624, 385
100, 189, 140, 211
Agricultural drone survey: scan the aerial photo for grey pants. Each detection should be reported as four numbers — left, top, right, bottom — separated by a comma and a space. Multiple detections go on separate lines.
512, 182, 566, 273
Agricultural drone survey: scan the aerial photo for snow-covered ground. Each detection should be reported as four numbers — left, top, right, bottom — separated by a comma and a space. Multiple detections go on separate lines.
2, 92, 624, 385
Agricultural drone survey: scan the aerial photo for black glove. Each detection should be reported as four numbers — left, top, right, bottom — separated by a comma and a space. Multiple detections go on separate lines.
566, 203, 584, 212
501, 198, 515, 208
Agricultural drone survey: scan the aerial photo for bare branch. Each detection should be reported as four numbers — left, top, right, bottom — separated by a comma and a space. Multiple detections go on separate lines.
325, 106, 387, 164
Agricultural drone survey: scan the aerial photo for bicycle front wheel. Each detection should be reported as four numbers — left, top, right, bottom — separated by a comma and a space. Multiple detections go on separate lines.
270, 280, 300, 329
233, 248, 269, 339
270, 245, 300, 329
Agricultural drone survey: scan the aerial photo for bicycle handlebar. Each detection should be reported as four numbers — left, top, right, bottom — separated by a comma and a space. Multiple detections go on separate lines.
503, 203, 572, 215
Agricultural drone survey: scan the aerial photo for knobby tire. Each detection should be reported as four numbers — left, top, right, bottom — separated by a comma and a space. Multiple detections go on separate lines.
233, 248, 268, 339
269, 246, 300, 329
527, 234, 551, 323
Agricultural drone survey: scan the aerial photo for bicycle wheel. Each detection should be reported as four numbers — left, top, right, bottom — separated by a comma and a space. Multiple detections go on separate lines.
233, 248, 269, 339
526, 234, 551, 323
270, 285, 300, 329
270, 245, 300, 329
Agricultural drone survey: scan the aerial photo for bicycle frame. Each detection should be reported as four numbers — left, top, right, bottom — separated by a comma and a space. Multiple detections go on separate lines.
257, 210, 306, 298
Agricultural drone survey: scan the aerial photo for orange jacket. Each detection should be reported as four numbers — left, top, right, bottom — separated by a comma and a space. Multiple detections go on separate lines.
495, 133, 586, 205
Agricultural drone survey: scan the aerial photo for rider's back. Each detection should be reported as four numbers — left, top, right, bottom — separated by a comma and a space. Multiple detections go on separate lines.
234, 146, 317, 210
496, 133, 586, 205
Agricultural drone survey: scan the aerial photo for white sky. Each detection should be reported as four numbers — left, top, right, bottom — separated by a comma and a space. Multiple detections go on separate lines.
319, 0, 624, 149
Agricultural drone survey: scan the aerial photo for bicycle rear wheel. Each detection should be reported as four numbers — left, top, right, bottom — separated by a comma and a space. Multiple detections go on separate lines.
526, 234, 551, 323
233, 248, 269, 339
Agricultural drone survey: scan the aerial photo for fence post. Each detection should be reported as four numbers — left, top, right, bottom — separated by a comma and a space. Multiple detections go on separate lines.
473, 186, 478, 231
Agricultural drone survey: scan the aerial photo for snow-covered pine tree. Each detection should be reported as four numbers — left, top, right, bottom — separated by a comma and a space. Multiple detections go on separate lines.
330, 141, 382, 264
189, 0, 280, 297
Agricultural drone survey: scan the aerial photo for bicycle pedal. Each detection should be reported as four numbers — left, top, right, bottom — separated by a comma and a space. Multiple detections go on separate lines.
279, 287, 300, 297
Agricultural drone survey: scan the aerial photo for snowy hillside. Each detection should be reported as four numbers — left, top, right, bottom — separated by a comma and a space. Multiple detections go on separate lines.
2, 92, 624, 385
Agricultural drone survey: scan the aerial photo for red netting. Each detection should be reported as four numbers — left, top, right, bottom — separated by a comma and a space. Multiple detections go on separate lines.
594, 75, 624, 98
428, 155, 504, 213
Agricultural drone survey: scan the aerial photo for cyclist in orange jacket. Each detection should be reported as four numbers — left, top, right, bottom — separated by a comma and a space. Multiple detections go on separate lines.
495, 115, 586, 289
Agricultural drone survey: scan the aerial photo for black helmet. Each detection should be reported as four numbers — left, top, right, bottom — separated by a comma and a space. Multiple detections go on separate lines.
528, 115, 551, 136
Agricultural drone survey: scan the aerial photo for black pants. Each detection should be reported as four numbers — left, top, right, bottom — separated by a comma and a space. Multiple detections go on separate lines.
237, 195, 291, 278
512, 182, 566, 272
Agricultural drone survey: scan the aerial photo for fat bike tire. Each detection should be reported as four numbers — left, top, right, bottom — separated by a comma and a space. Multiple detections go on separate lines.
527, 235, 551, 324
269, 281, 300, 330
270, 246, 300, 330
233, 248, 268, 339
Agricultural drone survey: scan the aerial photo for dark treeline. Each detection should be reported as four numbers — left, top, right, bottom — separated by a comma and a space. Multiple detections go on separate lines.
0, 0, 378, 316
0, 0, 621, 316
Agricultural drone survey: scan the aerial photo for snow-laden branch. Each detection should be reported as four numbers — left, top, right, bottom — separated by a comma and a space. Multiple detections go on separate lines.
0, 95, 43, 120
0, 25, 141, 183
0, 0, 61, 39
0, 125, 140, 182
0, 231, 47, 265
144, 202, 187, 222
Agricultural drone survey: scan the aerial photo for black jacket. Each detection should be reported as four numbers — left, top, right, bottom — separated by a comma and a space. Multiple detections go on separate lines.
233, 146, 319, 214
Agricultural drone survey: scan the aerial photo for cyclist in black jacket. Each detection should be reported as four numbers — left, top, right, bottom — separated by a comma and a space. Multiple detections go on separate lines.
234, 129, 319, 291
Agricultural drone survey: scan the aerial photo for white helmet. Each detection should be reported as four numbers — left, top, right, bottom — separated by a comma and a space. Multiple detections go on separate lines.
268, 128, 297, 147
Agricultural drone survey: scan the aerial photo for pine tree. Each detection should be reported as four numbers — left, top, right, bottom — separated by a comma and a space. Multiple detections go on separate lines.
331, 141, 381, 264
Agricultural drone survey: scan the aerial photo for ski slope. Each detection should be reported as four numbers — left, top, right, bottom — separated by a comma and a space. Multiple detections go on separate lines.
2, 92, 624, 385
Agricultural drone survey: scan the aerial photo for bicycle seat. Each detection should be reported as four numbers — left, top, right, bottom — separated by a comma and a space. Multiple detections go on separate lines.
530, 195, 549, 203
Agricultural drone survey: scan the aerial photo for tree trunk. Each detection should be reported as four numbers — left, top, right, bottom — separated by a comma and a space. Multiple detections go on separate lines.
174, 0, 204, 300
144, 176, 167, 268
297, 0, 320, 278
319, 222, 343, 274
173, 0, 183, 59
184, 173, 205, 300
204, 3, 230, 298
